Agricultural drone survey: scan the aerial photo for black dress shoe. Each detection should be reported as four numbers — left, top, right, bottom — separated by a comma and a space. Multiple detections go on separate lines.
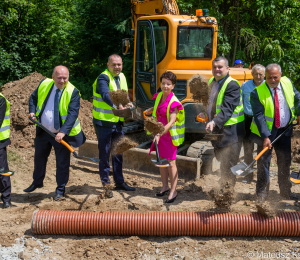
3, 201, 12, 209
23, 184, 43, 193
281, 193, 298, 201
53, 193, 65, 201
156, 189, 170, 197
115, 182, 136, 191
165, 195, 177, 203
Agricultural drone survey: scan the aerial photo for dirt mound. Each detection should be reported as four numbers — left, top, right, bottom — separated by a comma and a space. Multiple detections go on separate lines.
256, 202, 277, 218
109, 89, 129, 107
0, 72, 96, 148
188, 74, 211, 107
291, 127, 300, 163
144, 118, 164, 135
208, 183, 234, 210
112, 136, 138, 155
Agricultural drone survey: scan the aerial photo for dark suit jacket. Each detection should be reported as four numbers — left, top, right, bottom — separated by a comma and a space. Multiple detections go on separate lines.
209, 74, 245, 148
0, 96, 11, 149
29, 79, 86, 147
249, 79, 300, 146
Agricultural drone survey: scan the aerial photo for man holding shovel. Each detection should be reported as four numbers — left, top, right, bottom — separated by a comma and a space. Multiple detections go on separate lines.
92, 54, 135, 198
199, 56, 245, 187
24, 65, 86, 200
250, 63, 300, 203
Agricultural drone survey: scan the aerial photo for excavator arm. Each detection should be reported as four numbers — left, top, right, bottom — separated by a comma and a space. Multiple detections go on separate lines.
131, 0, 179, 29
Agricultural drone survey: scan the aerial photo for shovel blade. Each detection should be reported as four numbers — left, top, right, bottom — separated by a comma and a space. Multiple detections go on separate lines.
230, 161, 256, 177
112, 108, 133, 118
289, 171, 300, 185
151, 158, 170, 168
204, 134, 223, 141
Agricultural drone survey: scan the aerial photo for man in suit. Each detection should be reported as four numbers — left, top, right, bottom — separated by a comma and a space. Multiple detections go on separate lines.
200, 56, 245, 186
0, 93, 13, 208
93, 54, 135, 198
24, 65, 86, 200
250, 63, 300, 202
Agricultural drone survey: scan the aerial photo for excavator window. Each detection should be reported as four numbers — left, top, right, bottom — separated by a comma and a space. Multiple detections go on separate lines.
152, 19, 168, 64
176, 27, 213, 60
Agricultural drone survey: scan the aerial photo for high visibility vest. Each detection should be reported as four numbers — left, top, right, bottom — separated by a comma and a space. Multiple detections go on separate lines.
35, 79, 82, 137
208, 76, 244, 125
92, 69, 128, 122
250, 76, 295, 137
0, 93, 10, 141
152, 92, 185, 146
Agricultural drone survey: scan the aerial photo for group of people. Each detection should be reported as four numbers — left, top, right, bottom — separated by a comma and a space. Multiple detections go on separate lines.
0, 54, 298, 209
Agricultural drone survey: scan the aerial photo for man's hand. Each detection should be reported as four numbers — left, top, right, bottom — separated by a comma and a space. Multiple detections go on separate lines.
118, 104, 124, 110
55, 132, 65, 143
263, 137, 272, 149
29, 113, 36, 120
297, 116, 300, 125
127, 102, 134, 108
206, 121, 215, 133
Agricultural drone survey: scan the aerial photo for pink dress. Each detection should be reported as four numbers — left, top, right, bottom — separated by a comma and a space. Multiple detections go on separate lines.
149, 92, 183, 160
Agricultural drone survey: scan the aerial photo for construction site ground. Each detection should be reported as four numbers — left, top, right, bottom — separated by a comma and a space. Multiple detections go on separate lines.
1, 72, 300, 259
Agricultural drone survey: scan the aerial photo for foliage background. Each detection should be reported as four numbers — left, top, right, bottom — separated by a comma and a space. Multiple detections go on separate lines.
0, 0, 299, 99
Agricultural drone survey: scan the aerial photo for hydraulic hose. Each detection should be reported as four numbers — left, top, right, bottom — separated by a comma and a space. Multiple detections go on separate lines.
31, 210, 300, 236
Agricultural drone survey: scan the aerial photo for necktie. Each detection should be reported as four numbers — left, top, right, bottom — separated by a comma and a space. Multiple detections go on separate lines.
114, 76, 120, 89
274, 87, 280, 128
54, 89, 60, 130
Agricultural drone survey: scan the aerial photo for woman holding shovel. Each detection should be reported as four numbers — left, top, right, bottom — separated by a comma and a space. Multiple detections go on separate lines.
145, 71, 185, 203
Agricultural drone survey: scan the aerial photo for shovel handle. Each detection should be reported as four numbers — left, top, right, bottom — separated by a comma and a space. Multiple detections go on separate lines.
143, 110, 153, 119
254, 146, 270, 161
154, 140, 161, 163
60, 140, 75, 153
196, 115, 208, 124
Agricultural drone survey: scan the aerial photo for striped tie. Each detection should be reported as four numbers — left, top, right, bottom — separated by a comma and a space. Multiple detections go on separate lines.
274, 87, 280, 128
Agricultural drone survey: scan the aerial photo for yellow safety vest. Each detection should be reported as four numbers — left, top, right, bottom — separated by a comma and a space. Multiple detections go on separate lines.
0, 93, 10, 141
152, 92, 185, 146
92, 69, 128, 122
36, 79, 82, 136
250, 76, 295, 137
208, 76, 244, 125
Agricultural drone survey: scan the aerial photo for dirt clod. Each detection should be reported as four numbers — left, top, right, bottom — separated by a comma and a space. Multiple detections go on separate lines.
109, 89, 129, 107
112, 136, 138, 155
209, 183, 234, 210
144, 118, 165, 135
188, 74, 211, 107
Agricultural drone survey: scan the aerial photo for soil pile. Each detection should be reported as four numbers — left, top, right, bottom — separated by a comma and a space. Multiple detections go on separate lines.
109, 89, 129, 107
256, 202, 277, 218
144, 118, 164, 135
112, 136, 138, 155
291, 126, 300, 163
209, 183, 234, 210
188, 74, 211, 107
0, 72, 96, 148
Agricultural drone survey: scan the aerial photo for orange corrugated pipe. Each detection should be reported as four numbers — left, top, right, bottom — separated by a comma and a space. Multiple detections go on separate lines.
31, 210, 300, 236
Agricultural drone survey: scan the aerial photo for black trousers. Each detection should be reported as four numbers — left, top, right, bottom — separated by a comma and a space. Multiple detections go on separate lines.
32, 131, 70, 194
214, 142, 242, 185
256, 128, 292, 197
0, 147, 11, 202
243, 114, 254, 165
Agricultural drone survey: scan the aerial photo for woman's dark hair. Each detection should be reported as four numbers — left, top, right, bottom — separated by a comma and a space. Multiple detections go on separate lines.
160, 71, 177, 85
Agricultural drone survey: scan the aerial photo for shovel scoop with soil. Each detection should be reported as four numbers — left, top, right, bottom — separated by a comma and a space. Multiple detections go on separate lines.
144, 118, 165, 135
109, 89, 133, 118
188, 74, 211, 107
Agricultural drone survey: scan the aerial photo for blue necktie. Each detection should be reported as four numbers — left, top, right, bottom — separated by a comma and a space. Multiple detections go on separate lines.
114, 76, 120, 89
54, 89, 60, 130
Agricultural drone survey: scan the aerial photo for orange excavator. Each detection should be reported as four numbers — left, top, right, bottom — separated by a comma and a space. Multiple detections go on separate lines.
77, 0, 252, 179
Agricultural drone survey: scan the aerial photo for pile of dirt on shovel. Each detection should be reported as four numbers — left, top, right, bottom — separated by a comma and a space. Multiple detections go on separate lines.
109, 89, 129, 107
144, 118, 165, 135
188, 74, 211, 107
0, 71, 97, 148
112, 136, 138, 155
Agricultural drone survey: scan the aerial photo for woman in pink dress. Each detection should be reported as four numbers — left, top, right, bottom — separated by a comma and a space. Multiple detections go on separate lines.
146, 71, 184, 203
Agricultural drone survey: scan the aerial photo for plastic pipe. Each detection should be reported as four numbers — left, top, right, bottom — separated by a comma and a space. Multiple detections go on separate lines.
31, 210, 300, 236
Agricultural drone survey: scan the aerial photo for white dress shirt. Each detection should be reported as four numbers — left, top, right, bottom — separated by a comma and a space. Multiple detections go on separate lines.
269, 83, 290, 128
41, 84, 62, 133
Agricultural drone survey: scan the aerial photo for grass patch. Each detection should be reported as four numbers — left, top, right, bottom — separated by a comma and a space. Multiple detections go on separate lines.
7, 150, 22, 162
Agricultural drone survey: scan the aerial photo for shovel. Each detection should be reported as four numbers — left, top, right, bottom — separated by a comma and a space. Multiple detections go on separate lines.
112, 106, 135, 118
231, 123, 296, 177
28, 116, 99, 163
151, 140, 170, 167
196, 115, 223, 141
289, 171, 300, 185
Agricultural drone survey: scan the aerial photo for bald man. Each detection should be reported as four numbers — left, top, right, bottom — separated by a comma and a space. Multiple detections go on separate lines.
24, 66, 86, 200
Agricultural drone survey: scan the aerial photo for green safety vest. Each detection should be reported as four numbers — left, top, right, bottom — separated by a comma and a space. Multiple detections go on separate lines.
0, 93, 10, 141
250, 76, 295, 137
92, 69, 128, 122
208, 76, 244, 126
152, 92, 185, 146
35, 79, 82, 137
